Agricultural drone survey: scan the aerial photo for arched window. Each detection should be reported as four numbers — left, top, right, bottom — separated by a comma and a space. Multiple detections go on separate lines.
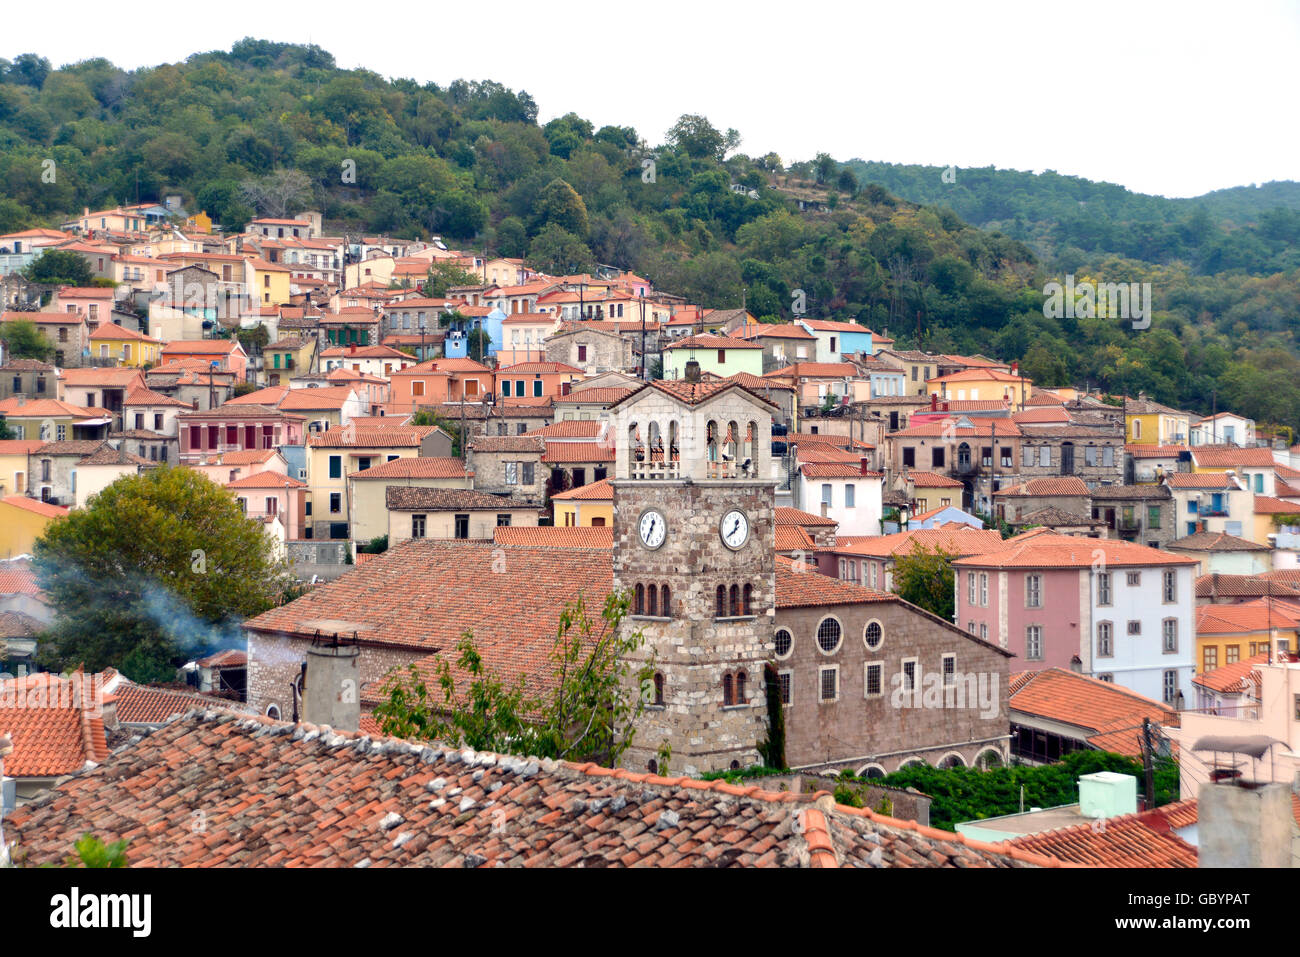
736, 671, 747, 703
634, 583, 644, 616
716, 584, 727, 617
653, 672, 665, 706
707, 420, 719, 463
647, 759, 658, 774
817, 617, 842, 654
773, 628, 793, 658
660, 584, 671, 618
729, 584, 740, 617
646, 583, 658, 617
742, 583, 753, 616
722, 672, 734, 706
266, 704, 281, 720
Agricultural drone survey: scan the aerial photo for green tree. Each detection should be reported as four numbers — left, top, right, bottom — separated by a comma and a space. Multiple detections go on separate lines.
33, 467, 290, 682
422, 260, 481, 297
0, 317, 54, 361
373, 591, 653, 766
891, 543, 956, 620
22, 249, 93, 286
533, 178, 589, 237
527, 224, 594, 275
665, 113, 731, 161
65, 833, 129, 868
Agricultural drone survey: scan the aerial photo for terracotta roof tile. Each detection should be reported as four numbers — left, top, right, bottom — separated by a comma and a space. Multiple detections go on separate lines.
351, 457, 470, 480
954, 534, 1197, 570
384, 487, 525, 511
0, 672, 109, 777
996, 477, 1090, 497
1010, 668, 1175, 754
540, 441, 615, 464
550, 478, 613, 501
111, 682, 254, 726
5, 710, 1057, 868
906, 470, 965, 489
774, 506, 838, 527
492, 526, 614, 547
1190, 446, 1278, 468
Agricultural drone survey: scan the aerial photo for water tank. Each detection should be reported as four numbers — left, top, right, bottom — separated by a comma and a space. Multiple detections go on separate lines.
1078, 770, 1137, 819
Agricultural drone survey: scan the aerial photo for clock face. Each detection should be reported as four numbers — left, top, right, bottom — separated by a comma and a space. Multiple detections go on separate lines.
720, 509, 750, 550
638, 509, 667, 549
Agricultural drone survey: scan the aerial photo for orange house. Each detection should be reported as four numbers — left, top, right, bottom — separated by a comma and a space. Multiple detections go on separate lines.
495, 361, 584, 402
387, 357, 494, 415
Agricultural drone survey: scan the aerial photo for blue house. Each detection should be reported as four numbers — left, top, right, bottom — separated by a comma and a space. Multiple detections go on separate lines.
910, 505, 984, 530
443, 306, 507, 359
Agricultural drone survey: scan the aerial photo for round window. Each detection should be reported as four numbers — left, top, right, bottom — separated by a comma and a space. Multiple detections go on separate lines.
817, 617, 842, 654
773, 628, 793, 658
864, 621, 883, 650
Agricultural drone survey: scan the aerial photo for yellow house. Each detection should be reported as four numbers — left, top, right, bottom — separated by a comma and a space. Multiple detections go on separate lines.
0, 398, 114, 442
550, 477, 614, 527
1124, 395, 1189, 445
88, 323, 163, 367
264, 336, 318, 385
0, 495, 69, 559
1195, 600, 1300, 674
0, 439, 44, 496
247, 257, 292, 307
185, 211, 213, 233
925, 369, 1033, 411
1254, 496, 1300, 544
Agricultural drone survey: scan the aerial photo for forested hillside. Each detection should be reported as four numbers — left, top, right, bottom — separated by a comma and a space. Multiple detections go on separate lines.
0, 39, 1296, 432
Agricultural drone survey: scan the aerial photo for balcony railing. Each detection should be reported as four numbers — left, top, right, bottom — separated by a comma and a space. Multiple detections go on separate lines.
1198, 506, 1228, 517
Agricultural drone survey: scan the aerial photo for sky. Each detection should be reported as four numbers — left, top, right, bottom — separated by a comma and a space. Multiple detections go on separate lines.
7, 0, 1298, 198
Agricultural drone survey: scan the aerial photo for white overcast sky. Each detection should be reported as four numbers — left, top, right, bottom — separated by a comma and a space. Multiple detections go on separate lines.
8, 0, 1297, 198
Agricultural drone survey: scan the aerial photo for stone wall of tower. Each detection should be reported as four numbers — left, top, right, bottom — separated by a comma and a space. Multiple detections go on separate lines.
613, 478, 775, 777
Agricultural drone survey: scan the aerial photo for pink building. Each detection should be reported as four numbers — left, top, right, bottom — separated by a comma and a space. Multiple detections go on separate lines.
159, 340, 250, 381
954, 532, 1197, 706
177, 406, 305, 464
226, 470, 308, 540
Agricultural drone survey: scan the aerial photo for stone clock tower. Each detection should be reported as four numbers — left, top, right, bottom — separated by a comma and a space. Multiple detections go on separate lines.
609, 379, 778, 776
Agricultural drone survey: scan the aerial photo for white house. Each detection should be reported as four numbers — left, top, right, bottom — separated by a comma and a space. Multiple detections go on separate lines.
1164, 471, 1254, 539
319, 344, 416, 377
1190, 412, 1255, 448
797, 460, 883, 537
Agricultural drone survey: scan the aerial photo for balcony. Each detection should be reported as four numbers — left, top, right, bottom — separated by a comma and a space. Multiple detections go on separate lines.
1198, 506, 1228, 518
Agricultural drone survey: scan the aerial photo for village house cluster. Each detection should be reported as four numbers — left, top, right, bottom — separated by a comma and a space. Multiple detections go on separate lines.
1, 205, 1298, 869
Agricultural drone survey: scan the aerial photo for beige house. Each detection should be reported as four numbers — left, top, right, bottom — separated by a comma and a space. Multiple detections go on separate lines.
385, 486, 539, 543
347, 456, 473, 543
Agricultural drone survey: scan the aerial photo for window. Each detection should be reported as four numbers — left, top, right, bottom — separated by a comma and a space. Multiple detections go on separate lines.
716, 584, 727, 617
56, 425, 66, 441
1225, 644, 1239, 665
817, 617, 842, 654
1026, 626, 1043, 660
1163, 670, 1178, 705
1126, 619, 1142, 636
931, 447, 945, 468
741, 583, 752, 615
736, 671, 747, 704
1203, 646, 1218, 672
979, 623, 988, 640
845, 484, 855, 508
864, 621, 882, 650
819, 667, 838, 702
1025, 574, 1041, 608
1097, 674, 1114, 683
1147, 506, 1161, 529
723, 673, 734, 706
329, 493, 341, 513
1162, 570, 1176, 603
864, 663, 883, 697
1084, 446, 1098, 467
502, 380, 512, 397
653, 672, 664, 706
778, 671, 792, 705
328, 455, 342, 479
942, 654, 956, 686
1022, 447, 1035, 468
1097, 572, 1111, 605
821, 484, 832, 507
1162, 619, 1177, 653
968, 621, 976, 634
454, 514, 469, 539
505, 462, 518, 485
901, 658, 918, 693
496, 514, 511, 527
968, 571, 977, 606
774, 628, 792, 658
411, 514, 426, 538
1097, 621, 1113, 657
902, 447, 915, 467
522, 462, 535, 485
1126, 571, 1141, 586
532, 380, 543, 398
979, 572, 988, 606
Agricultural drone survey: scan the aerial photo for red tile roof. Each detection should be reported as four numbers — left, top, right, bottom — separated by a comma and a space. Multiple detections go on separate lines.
774, 525, 815, 552
1168, 531, 1266, 552
954, 534, 1197, 570
0, 672, 109, 777
1195, 600, 1300, 636
1006, 807, 1197, 868
774, 506, 838, 527
350, 457, 470, 480
1190, 446, 1278, 468
1163, 472, 1240, 489
1125, 444, 1188, 459
800, 463, 881, 478
550, 478, 613, 501
995, 477, 1089, 497
492, 526, 614, 547
1, 495, 70, 519
0, 559, 42, 596
775, 562, 896, 608
907, 470, 964, 489
1010, 668, 1175, 758
763, 362, 859, 379
540, 441, 615, 464
1192, 653, 1270, 695
111, 682, 254, 726
834, 526, 1006, 560
1253, 495, 1300, 515
225, 470, 307, 490
4, 709, 1059, 868
523, 420, 605, 439
553, 387, 637, 405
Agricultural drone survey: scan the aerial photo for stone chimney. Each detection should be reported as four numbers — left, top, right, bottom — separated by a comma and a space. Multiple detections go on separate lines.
304, 638, 361, 732
685, 360, 701, 383
1198, 780, 1294, 868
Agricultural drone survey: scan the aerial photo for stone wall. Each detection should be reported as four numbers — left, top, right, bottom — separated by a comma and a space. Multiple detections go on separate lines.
772, 599, 1011, 774
613, 478, 775, 776
246, 630, 419, 719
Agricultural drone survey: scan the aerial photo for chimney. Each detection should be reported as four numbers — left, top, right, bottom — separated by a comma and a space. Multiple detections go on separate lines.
860, 456, 870, 476
303, 637, 361, 732
1210, 571, 1219, 601
349, 343, 356, 354
930, 393, 937, 411
1198, 780, 1294, 868
685, 360, 701, 383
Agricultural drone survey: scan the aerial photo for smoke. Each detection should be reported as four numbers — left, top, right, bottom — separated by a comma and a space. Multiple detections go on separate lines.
138, 584, 247, 661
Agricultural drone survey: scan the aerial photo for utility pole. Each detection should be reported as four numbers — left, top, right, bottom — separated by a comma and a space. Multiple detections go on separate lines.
639, 294, 646, 381
1140, 718, 1156, 809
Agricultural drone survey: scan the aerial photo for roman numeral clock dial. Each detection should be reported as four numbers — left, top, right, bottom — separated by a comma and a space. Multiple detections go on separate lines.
720, 509, 750, 550
638, 508, 666, 549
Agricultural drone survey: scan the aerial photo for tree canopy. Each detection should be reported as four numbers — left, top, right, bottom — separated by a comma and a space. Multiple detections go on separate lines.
33, 466, 290, 682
